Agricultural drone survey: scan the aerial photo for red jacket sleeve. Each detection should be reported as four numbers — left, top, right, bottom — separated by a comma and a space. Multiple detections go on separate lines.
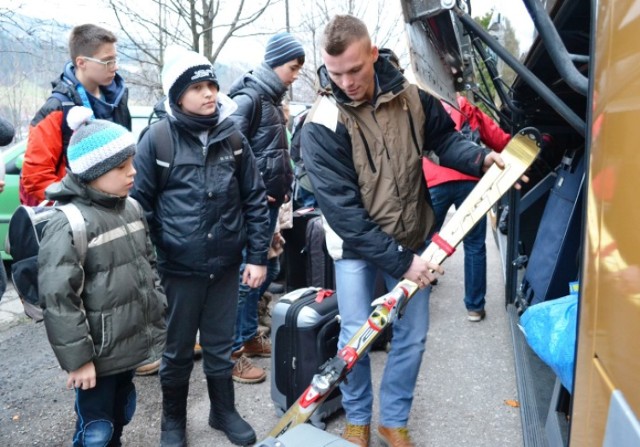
458, 96, 511, 152
21, 109, 67, 204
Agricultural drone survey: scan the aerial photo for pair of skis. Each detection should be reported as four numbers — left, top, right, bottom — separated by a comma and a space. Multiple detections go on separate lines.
266, 128, 542, 440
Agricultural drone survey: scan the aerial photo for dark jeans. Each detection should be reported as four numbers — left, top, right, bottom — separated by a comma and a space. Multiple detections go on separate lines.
429, 181, 487, 311
233, 205, 280, 352
72, 370, 136, 447
160, 269, 240, 385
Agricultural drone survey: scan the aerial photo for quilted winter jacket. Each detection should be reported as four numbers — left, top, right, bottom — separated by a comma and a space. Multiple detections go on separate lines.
301, 57, 490, 279
21, 62, 131, 205
39, 174, 167, 375
228, 67, 294, 207
131, 94, 270, 277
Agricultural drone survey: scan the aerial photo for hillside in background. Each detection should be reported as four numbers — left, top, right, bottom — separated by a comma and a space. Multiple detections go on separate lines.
0, 14, 254, 139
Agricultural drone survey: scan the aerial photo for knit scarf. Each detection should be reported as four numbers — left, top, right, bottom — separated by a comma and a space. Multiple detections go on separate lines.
170, 102, 220, 132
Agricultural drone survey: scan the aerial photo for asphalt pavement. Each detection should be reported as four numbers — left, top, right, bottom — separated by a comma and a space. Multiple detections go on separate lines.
0, 221, 523, 446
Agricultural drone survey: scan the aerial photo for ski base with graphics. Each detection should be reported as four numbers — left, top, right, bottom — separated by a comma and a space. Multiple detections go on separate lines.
264, 127, 542, 440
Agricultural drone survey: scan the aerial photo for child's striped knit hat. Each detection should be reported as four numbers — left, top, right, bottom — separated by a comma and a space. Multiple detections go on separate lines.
66, 106, 136, 182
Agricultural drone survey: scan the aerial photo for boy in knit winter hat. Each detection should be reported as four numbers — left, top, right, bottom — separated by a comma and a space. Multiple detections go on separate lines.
227, 31, 305, 385
131, 45, 270, 446
161, 45, 220, 106
264, 32, 306, 69
38, 106, 167, 447
65, 107, 136, 183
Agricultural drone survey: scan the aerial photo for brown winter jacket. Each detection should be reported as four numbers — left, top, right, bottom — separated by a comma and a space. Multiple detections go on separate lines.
301, 56, 489, 279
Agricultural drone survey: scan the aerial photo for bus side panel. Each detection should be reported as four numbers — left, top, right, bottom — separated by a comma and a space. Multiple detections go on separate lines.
572, 0, 640, 444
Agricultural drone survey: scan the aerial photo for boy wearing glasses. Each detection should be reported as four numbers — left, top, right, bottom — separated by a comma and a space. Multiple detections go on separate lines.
20, 23, 132, 207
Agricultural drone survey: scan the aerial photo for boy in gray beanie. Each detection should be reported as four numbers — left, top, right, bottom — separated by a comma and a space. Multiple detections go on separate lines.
131, 45, 270, 447
38, 106, 167, 447
227, 31, 305, 384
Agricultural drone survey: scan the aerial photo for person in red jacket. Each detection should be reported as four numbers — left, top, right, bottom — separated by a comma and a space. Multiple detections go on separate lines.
423, 94, 511, 322
20, 24, 131, 206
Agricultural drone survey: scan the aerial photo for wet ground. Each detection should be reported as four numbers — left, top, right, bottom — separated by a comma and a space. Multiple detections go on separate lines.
0, 224, 523, 446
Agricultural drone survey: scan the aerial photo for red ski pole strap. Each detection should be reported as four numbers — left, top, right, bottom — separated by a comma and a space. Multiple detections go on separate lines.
431, 232, 455, 256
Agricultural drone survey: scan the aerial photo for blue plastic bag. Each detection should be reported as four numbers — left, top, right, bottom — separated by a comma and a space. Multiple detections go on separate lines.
519, 294, 578, 392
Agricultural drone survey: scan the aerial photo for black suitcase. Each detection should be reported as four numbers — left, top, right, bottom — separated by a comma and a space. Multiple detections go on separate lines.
271, 287, 342, 428
282, 208, 335, 292
282, 208, 321, 292
305, 215, 335, 290
517, 151, 585, 310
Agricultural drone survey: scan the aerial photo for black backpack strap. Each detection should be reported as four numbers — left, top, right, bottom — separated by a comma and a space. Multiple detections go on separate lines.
138, 118, 174, 192
230, 88, 262, 139
227, 131, 244, 176
50, 92, 76, 167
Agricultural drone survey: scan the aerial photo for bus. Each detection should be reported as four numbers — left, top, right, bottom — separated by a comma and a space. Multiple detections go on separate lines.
400, 0, 640, 445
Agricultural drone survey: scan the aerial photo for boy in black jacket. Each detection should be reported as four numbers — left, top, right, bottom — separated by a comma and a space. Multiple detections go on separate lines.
228, 32, 305, 383
131, 45, 270, 447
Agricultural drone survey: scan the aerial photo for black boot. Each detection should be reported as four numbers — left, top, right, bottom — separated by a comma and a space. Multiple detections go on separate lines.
207, 376, 256, 446
160, 383, 189, 447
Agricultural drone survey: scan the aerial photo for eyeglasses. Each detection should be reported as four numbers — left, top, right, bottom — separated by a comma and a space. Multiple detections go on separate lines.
82, 56, 119, 70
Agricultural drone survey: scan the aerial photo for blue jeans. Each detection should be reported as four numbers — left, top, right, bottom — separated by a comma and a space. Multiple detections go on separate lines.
72, 370, 136, 447
335, 258, 430, 427
429, 181, 487, 311
233, 205, 280, 352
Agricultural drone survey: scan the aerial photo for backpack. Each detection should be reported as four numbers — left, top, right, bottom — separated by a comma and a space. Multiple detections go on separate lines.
51, 91, 77, 153
6, 203, 86, 318
229, 87, 262, 140
140, 117, 245, 191
290, 110, 314, 197
6, 198, 143, 320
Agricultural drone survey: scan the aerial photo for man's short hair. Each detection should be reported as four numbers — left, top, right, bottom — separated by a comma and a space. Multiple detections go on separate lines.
321, 15, 370, 56
69, 24, 117, 66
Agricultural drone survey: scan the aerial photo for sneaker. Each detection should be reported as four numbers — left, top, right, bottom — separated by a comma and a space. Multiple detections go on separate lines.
243, 333, 272, 357
467, 309, 486, 322
135, 359, 161, 376
194, 342, 203, 359
342, 423, 370, 447
377, 425, 414, 447
232, 354, 266, 384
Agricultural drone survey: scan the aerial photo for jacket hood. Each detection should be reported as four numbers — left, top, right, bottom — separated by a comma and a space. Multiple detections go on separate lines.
54, 62, 128, 117
45, 172, 128, 210
317, 55, 407, 106
228, 62, 287, 103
